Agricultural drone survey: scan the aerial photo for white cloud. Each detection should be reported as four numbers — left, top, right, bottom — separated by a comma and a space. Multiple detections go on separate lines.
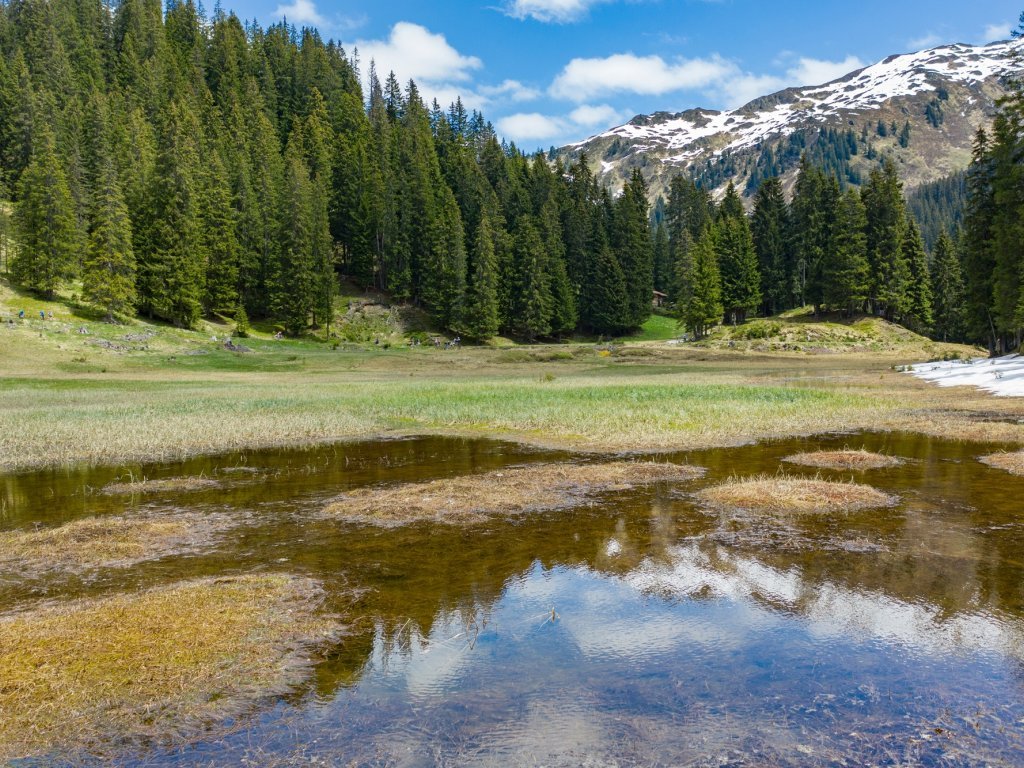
548, 50, 865, 109
786, 55, 864, 86
504, 0, 607, 23
550, 53, 737, 102
351, 22, 482, 85
908, 33, 943, 51
569, 103, 628, 126
497, 112, 569, 142
478, 79, 542, 102
273, 0, 324, 26
983, 22, 1013, 42
497, 103, 629, 144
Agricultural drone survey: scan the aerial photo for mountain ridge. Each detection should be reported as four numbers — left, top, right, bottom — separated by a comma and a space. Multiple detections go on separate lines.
557, 39, 1022, 201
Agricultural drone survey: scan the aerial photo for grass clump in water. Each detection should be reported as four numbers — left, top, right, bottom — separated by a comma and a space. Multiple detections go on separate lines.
0, 574, 342, 762
0, 513, 233, 576
783, 449, 904, 471
697, 475, 897, 514
324, 461, 704, 525
980, 451, 1024, 477
102, 475, 221, 495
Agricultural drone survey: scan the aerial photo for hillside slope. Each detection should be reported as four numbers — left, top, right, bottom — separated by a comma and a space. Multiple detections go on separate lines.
558, 40, 1021, 201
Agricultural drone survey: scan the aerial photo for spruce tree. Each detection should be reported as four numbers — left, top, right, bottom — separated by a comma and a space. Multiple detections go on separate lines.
83, 157, 136, 320
458, 211, 500, 341
823, 189, 869, 314
273, 130, 316, 336
613, 169, 654, 329
716, 185, 761, 324
750, 177, 790, 315
12, 125, 80, 298
931, 232, 966, 342
511, 215, 551, 340
678, 226, 722, 340
902, 217, 934, 332
862, 160, 910, 320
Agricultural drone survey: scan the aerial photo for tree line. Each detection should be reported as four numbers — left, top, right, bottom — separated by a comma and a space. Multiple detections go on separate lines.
659, 158, 962, 342
0, 0, 656, 340
962, 16, 1024, 354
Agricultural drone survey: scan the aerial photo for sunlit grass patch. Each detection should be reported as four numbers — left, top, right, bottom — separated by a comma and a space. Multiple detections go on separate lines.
0, 513, 232, 575
324, 461, 704, 525
979, 451, 1024, 477
783, 449, 904, 471
102, 475, 221, 495
0, 574, 342, 762
697, 475, 897, 514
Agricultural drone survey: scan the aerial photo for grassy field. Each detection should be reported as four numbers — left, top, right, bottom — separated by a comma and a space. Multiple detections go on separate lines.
2, 277, 1023, 472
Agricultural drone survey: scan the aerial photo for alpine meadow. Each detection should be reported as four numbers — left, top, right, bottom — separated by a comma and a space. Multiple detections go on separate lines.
4, 1, 1024, 765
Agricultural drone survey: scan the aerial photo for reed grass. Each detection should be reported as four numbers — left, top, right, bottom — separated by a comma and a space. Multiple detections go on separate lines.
783, 449, 904, 471
697, 475, 898, 514
324, 461, 704, 525
0, 574, 341, 762
0, 513, 232, 575
979, 451, 1024, 477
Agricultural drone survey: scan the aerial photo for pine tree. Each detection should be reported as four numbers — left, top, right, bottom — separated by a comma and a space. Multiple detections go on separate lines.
511, 215, 551, 340
716, 185, 761, 324
823, 189, 869, 314
273, 130, 317, 336
83, 157, 136, 320
457, 211, 500, 341
931, 232, 966, 342
862, 160, 910, 320
12, 125, 80, 298
750, 176, 789, 315
678, 226, 722, 340
613, 169, 654, 329
902, 217, 934, 332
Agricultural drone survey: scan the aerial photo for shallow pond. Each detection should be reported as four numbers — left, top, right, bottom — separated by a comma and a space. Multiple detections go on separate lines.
3, 432, 1024, 766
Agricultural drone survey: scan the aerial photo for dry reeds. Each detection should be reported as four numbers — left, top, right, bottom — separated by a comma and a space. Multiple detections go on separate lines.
697, 475, 897, 514
324, 461, 705, 525
783, 449, 904, 471
102, 476, 221, 495
0, 513, 232, 575
980, 451, 1024, 477
0, 574, 342, 762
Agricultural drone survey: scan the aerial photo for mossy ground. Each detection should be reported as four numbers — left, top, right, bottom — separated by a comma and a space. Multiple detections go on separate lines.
0, 575, 342, 762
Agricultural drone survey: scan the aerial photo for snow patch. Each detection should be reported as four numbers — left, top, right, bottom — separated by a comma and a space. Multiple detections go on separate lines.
908, 355, 1024, 397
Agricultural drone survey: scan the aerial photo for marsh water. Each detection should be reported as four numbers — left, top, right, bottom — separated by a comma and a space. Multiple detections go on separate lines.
4, 431, 1024, 766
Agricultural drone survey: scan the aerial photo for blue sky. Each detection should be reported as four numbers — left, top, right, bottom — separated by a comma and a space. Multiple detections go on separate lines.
230, 0, 1021, 148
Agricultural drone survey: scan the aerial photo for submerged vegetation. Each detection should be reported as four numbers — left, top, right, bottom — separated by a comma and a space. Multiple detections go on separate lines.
323, 461, 704, 525
0, 575, 342, 762
0, 513, 233, 576
697, 475, 898, 514
101, 475, 222, 495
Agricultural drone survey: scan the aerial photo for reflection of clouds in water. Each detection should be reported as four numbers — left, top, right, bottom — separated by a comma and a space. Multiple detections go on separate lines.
625, 544, 1023, 660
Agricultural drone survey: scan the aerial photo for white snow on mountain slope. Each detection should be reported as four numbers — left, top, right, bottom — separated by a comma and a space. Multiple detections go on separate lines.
574, 40, 1021, 162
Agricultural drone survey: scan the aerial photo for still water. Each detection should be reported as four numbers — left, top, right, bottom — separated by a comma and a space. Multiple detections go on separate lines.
3, 432, 1024, 766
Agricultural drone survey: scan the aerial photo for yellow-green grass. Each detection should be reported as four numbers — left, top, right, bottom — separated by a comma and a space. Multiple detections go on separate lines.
0, 513, 232, 575
324, 461, 705, 525
783, 449, 904, 471
2, 277, 1022, 471
0, 574, 342, 762
980, 451, 1024, 477
696, 475, 898, 514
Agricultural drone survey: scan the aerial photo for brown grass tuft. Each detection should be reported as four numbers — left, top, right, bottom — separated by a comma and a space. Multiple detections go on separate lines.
0, 513, 233, 576
783, 449, 904, 471
0, 574, 342, 762
324, 461, 705, 525
102, 476, 221, 495
980, 451, 1024, 477
697, 475, 897, 514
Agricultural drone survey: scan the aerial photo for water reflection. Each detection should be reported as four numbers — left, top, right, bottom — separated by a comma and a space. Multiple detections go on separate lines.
4, 432, 1024, 765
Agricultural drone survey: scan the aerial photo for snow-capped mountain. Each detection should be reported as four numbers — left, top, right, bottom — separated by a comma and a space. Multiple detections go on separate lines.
558, 40, 1021, 200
